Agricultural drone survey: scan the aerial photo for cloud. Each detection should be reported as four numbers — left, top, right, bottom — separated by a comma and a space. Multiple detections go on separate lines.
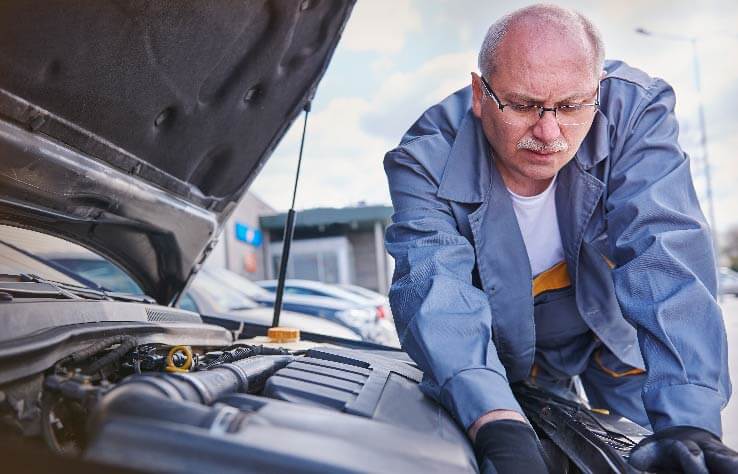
249, 50, 477, 212
341, 0, 421, 54
250, 0, 738, 236
250, 97, 394, 211
361, 51, 478, 142
370, 56, 396, 76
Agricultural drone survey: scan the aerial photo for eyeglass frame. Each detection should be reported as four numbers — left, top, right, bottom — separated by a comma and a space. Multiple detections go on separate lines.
479, 75, 600, 125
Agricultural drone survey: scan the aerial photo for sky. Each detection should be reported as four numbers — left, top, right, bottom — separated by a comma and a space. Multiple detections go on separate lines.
250, 0, 738, 239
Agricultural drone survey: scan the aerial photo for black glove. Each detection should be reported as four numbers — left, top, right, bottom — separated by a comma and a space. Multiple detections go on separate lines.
473, 419, 549, 474
629, 426, 738, 473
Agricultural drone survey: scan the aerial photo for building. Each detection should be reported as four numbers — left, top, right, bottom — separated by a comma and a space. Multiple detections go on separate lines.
259, 205, 394, 293
207, 191, 275, 280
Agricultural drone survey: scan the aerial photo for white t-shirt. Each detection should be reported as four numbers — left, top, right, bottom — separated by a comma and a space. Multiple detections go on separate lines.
507, 176, 565, 277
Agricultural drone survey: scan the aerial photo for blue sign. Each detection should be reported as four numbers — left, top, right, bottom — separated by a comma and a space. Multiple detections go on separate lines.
234, 222, 262, 247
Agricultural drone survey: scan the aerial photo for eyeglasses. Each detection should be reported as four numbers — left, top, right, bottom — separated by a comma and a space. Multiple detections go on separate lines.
479, 75, 600, 127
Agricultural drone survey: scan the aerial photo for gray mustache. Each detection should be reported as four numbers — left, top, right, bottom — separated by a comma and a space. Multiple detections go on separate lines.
516, 137, 569, 153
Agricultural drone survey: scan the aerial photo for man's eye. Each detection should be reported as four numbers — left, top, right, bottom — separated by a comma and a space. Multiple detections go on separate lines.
509, 103, 536, 112
559, 103, 585, 112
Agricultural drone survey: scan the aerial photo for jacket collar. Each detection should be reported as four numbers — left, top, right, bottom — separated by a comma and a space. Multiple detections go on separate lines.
574, 109, 609, 171
436, 111, 492, 203
435, 107, 610, 203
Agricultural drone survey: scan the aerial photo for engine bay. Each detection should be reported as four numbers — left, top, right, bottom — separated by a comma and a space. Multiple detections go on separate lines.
0, 332, 476, 473
0, 285, 649, 473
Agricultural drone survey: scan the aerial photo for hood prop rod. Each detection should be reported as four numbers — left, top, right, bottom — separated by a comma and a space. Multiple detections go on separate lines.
272, 101, 311, 328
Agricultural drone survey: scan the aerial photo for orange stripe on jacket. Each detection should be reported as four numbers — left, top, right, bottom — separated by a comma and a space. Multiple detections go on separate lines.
532, 261, 571, 297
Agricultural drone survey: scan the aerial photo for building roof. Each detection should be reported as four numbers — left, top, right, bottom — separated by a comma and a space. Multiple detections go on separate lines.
260, 205, 393, 230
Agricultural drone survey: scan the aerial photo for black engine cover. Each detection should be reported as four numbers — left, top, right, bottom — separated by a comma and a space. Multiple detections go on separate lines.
84, 348, 477, 473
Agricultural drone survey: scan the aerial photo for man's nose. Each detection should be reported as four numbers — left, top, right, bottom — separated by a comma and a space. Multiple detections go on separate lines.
531, 109, 562, 142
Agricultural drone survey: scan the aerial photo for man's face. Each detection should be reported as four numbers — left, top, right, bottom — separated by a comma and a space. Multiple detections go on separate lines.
471, 24, 600, 195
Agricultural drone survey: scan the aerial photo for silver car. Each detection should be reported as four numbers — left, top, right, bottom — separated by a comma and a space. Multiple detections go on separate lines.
185, 271, 361, 341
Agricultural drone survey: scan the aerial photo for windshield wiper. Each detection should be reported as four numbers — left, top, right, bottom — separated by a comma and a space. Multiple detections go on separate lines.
20, 273, 108, 300
27, 273, 156, 303
0, 278, 83, 300
0, 273, 155, 303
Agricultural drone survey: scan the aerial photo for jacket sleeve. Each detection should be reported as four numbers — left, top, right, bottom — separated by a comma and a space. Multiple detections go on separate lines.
383, 140, 522, 430
606, 79, 731, 437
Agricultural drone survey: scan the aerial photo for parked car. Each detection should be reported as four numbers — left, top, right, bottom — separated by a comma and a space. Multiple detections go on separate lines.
206, 268, 396, 345
186, 271, 361, 341
259, 278, 391, 319
201, 265, 274, 301
0, 3, 645, 472
336, 283, 393, 321
719, 267, 738, 296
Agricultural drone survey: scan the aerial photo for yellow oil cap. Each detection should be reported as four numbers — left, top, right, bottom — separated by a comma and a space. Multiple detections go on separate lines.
268, 327, 300, 343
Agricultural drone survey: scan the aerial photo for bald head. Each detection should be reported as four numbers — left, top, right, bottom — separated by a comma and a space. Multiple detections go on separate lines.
478, 4, 604, 79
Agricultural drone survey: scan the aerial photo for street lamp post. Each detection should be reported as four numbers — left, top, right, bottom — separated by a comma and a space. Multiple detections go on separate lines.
635, 28, 720, 260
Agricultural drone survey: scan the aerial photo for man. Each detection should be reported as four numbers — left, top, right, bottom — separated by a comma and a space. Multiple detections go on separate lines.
384, 4, 736, 473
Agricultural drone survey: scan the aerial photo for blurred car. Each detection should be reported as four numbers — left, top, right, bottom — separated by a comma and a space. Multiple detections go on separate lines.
337, 283, 393, 321
186, 271, 361, 341
197, 265, 271, 300
719, 267, 738, 296
207, 268, 396, 345
258, 278, 391, 320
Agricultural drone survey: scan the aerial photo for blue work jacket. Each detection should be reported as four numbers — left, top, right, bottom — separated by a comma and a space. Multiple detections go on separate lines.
384, 60, 731, 437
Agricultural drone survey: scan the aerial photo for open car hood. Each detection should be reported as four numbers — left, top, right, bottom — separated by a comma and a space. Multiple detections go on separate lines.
0, 0, 354, 304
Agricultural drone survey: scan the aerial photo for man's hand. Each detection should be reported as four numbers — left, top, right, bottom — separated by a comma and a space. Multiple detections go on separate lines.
629, 426, 738, 473
472, 418, 548, 474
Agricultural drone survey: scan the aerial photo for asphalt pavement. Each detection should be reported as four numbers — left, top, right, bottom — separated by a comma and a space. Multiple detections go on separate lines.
720, 296, 738, 449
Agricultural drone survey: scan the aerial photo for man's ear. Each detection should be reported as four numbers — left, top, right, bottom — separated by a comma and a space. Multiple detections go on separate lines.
471, 72, 483, 119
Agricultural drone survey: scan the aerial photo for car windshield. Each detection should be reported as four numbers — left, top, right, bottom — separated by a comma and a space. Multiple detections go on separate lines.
51, 258, 144, 295
0, 224, 152, 302
0, 226, 85, 286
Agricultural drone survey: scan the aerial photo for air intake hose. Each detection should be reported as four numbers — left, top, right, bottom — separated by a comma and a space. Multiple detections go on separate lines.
87, 355, 293, 436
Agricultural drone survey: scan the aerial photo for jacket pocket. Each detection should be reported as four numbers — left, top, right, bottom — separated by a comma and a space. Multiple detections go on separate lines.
534, 286, 590, 347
